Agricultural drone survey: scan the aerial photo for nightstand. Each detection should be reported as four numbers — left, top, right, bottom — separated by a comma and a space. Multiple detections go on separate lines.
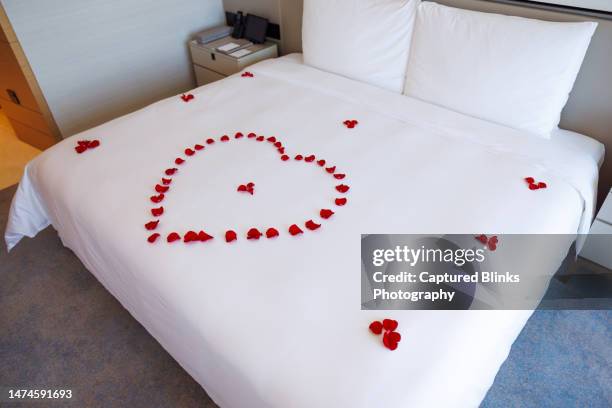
579, 188, 612, 270
189, 38, 278, 86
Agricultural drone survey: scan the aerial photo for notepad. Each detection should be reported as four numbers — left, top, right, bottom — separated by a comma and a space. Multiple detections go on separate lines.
230, 49, 252, 58
217, 42, 241, 52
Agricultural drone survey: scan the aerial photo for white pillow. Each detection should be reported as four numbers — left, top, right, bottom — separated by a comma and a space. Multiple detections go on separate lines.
403, 2, 597, 137
302, 0, 419, 93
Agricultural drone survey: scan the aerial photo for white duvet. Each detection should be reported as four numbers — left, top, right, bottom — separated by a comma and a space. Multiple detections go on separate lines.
5, 55, 601, 407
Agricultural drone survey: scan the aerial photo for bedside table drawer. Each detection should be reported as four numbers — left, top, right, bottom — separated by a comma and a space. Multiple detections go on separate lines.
194, 65, 225, 86
190, 44, 237, 76
596, 191, 612, 223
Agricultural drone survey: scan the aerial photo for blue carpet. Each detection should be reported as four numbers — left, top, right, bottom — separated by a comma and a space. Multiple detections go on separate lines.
482, 310, 611, 407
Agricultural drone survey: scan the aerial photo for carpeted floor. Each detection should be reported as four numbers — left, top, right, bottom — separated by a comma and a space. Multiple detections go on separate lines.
1, 184, 610, 407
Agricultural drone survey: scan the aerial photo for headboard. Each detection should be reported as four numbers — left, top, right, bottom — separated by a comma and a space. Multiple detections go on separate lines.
277, 0, 612, 207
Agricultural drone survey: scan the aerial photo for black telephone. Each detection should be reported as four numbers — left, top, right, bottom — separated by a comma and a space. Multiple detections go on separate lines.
231, 11, 245, 39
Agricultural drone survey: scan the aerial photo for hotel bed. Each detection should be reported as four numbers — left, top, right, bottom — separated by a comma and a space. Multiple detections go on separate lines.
5, 53, 603, 407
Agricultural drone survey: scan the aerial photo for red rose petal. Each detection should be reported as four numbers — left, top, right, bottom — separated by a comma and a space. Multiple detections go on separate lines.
278, 147, 285, 154
305, 220, 321, 230
289, 224, 303, 236
225, 230, 237, 243
150, 193, 164, 203
388, 331, 401, 343
524, 177, 534, 184
167, 232, 181, 243
194, 144, 204, 150
538, 182, 547, 189
237, 184, 247, 192
206, 138, 215, 144
274, 141, 282, 148
382, 319, 398, 332
333, 174, 346, 180
335, 198, 347, 206
165, 168, 178, 176
529, 183, 538, 190
336, 184, 350, 193
305, 155, 315, 162
198, 230, 213, 242
89, 140, 100, 148
147, 233, 160, 243
235, 132, 244, 139
77, 140, 89, 147
175, 158, 185, 165
155, 184, 169, 193
184, 231, 199, 242
247, 132, 257, 138
180, 94, 190, 102
267, 136, 276, 143
320, 209, 334, 219
145, 220, 159, 230
476, 234, 488, 244
247, 182, 255, 188
294, 155, 303, 161
75, 145, 87, 154
265, 228, 279, 238
185, 148, 195, 156
221, 135, 230, 142
162, 178, 172, 185
326, 166, 336, 174
317, 159, 326, 167
151, 207, 164, 217
383, 331, 401, 351
369, 321, 383, 335
256, 136, 265, 142
247, 228, 262, 240
281, 155, 289, 161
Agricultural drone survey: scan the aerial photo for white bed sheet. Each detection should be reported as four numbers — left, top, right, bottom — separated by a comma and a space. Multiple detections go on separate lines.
551, 127, 605, 169
5, 54, 602, 408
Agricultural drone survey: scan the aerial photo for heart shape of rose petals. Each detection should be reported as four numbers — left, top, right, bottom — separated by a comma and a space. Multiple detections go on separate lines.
145, 132, 349, 245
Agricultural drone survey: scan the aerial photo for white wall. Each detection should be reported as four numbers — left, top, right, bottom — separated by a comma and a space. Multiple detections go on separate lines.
1, 0, 224, 137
